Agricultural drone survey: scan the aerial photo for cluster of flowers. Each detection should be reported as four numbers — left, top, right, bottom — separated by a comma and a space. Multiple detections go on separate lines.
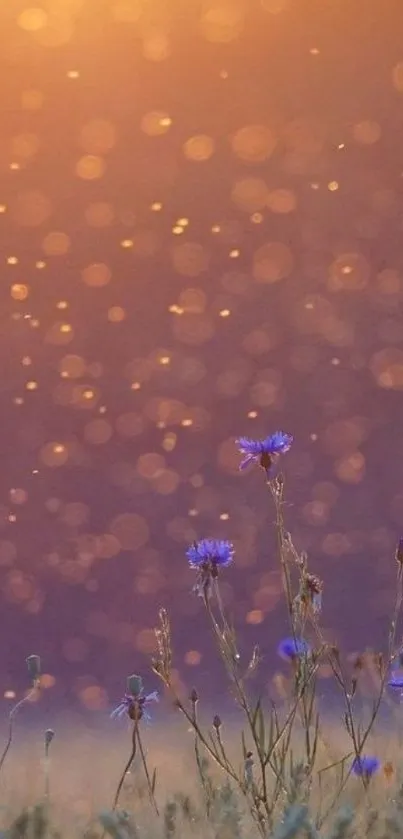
112, 431, 401, 783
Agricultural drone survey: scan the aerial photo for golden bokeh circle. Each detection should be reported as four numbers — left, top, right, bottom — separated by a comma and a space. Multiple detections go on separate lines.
75, 155, 106, 180
81, 263, 112, 288
352, 120, 381, 145
58, 355, 86, 379
137, 452, 166, 479
40, 442, 69, 467
141, 111, 172, 136
172, 242, 210, 276
253, 242, 294, 283
109, 513, 149, 551
328, 252, 370, 292
370, 347, 403, 390
18, 8, 48, 31
231, 124, 277, 162
231, 178, 269, 212
179, 288, 207, 313
84, 419, 113, 444
200, 1, 245, 43
143, 33, 171, 61
183, 135, 215, 161
267, 188, 297, 213
42, 231, 71, 256
11, 191, 52, 227
11, 284, 29, 301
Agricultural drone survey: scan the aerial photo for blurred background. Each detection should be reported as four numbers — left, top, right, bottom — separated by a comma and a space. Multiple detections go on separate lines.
0, 0, 403, 715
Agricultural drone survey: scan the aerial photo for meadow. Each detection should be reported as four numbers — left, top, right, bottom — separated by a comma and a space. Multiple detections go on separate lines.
1, 432, 403, 839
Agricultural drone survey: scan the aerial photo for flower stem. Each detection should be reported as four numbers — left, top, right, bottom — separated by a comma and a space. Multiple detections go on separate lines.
112, 723, 137, 811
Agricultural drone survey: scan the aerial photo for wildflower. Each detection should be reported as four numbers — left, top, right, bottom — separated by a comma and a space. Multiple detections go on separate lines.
111, 684, 159, 723
351, 755, 380, 779
186, 538, 234, 570
277, 637, 310, 661
236, 431, 293, 475
186, 538, 234, 597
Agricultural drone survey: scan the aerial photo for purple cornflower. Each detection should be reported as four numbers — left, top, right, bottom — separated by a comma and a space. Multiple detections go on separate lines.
351, 755, 380, 779
236, 431, 293, 475
111, 689, 159, 723
277, 637, 311, 661
186, 538, 234, 569
186, 538, 234, 597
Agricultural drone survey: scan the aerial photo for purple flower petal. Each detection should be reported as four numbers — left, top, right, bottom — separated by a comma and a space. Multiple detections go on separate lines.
239, 454, 256, 471
186, 539, 234, 569
236, 431, 293, 470
351, 755, 380, 778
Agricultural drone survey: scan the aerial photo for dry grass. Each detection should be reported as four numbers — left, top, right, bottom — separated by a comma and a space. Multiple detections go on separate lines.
0, 713, 402, 839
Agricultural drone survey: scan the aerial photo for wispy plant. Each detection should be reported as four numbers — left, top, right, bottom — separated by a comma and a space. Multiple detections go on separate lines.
0, 654, 41, 779
149, 430, 403, 836
110, 675, 159, 815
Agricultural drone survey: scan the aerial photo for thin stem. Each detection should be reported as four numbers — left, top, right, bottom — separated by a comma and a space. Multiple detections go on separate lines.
44, 743, 50, 801
112, 723, 137, 811
135, 721, 159, 815
269, 478, 294, 619
0, 684, 38, 777
317, 567, 403, 828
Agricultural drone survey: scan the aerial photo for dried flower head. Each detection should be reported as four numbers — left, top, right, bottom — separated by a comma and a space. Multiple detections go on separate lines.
352, 654, 365, 671
351, 755, 380, 779
236, 431, 293, 475
301, 573, 323, 613
277, 637, 311, 661
26, 654, 41, 683
44, 728, 55, 748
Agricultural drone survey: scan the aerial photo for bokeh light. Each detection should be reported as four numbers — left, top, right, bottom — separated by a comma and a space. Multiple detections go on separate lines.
0, 0, 401, 703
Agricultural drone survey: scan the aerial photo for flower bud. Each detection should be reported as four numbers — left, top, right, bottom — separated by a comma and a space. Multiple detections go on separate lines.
396, 538, 403, 565
213, 714, 221, 730
26, 654, 41, 683
127, 674, 143, 697
45, 729, 55, 748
